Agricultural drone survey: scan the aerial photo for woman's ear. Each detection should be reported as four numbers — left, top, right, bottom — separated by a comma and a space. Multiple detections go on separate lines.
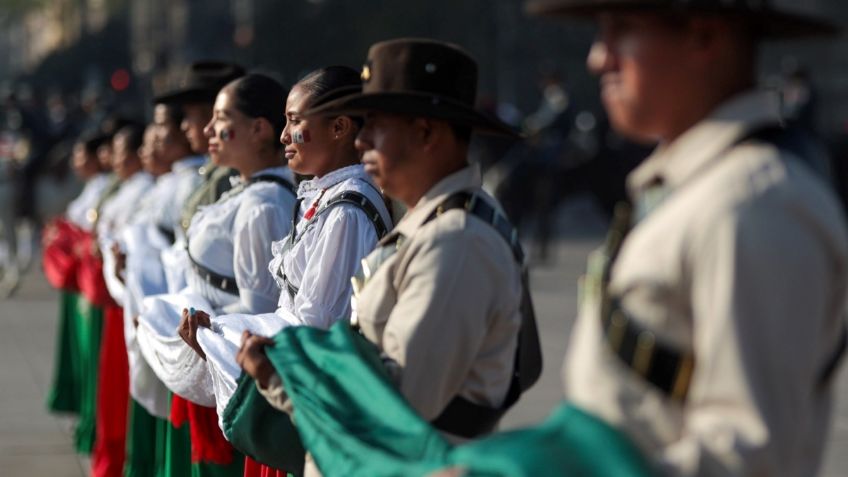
332, 116, 354, 139
253, 118, 275, 143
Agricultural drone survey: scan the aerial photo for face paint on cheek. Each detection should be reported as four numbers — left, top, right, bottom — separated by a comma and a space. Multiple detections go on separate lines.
219, 128, 236, 141
292, 129, 311, 144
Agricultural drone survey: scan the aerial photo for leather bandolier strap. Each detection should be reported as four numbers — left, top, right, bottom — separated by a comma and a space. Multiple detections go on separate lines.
277, 189, 390, 301
186, 174, 296, 296
598, 125, 847, 403
427, 191, 542, 439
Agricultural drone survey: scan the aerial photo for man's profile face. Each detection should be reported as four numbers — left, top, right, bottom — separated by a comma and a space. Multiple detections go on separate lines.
588, 12, 691, 142
355, 112, 414, 199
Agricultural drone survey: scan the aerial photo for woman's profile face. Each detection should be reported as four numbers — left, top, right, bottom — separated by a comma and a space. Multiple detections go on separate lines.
202, 88, 253, 169
72, 143, 100, 179
280, 84, 335, 177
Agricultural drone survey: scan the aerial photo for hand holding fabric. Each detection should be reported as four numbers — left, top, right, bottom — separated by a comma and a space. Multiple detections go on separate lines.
177, 307, 211, 359
236, 330, 276, 389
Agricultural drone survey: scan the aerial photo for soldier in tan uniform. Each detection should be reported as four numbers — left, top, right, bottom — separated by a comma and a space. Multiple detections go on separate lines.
524, 1, 848, 476
238, 39, 537, 448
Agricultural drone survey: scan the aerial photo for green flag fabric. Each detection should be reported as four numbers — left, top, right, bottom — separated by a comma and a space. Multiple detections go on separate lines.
222, 373, 305, 475
264, 322, 655, 477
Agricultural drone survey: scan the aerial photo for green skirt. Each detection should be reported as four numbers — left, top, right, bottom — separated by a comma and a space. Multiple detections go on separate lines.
73, 295, 103, 455
46, 291, 82, 414
126, 399, 168, 477
161, 393, 192, 477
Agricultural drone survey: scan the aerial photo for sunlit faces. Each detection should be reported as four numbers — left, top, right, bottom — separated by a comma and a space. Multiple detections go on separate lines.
280, 85, 337, 177
153, 104, 191, 170
588, 12, 691, 142
140, 124, 166, 176
112, 133, 142, 180
181, 102, 213, 155
71, 143, 100, 180
97, 142, 113, 171
354, 112, 415, 199
202, 89, 253, 168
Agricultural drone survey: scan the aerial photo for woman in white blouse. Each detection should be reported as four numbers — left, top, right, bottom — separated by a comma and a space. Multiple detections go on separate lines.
183, 67, 392, 341
135, 74, 296, 407
178, 68, 392, 438
271, 66, 393, 328
182, 73, 297, 314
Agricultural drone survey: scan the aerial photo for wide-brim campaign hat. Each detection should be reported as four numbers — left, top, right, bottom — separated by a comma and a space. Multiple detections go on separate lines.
305, 38, 520, 138
525, 0, 840, 38
154, 61, 246, 105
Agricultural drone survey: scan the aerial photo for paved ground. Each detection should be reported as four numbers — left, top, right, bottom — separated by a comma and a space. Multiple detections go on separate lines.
0, 199, 846, 476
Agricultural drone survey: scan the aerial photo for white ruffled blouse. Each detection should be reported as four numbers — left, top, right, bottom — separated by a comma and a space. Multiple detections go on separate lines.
66, 173, 112, 231
269, 164, 393, 329
186, 166, 296, 314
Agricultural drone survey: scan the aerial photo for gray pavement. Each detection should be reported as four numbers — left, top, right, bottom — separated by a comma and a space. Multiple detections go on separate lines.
0, 199, 846, 476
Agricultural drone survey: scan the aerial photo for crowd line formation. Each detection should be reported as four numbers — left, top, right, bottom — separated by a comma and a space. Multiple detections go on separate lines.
39, 1, 848, 477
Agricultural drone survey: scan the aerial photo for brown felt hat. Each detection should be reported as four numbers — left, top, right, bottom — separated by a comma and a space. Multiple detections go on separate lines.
154, 61, 246, 105
525, 0, 840, 38
305, 38, 520, 138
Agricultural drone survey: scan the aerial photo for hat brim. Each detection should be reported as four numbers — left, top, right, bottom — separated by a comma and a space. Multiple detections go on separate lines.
305, 91, 521, 139
525, 0, 840, 38
153, 87, 218, 106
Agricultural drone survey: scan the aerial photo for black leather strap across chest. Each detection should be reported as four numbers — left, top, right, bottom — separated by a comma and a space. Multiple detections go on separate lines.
187, 175, 296, 296
423, 191, 542, 439
277, 182, 389, 301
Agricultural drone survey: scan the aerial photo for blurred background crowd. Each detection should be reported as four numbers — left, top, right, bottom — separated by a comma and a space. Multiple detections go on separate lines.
0, 0, 847, 293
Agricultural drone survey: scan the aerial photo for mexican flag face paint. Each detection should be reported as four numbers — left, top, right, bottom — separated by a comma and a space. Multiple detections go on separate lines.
219, 128, 236, 141
292, 129, 311, 144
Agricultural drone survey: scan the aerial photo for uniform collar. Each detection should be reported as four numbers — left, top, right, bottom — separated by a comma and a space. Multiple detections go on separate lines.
391, 164, 480, 239
123, 171, 153, 187
229, 166, 292, 188
627, 89, 783, 198
172, 154, 206, 172
297, 164, 369, 197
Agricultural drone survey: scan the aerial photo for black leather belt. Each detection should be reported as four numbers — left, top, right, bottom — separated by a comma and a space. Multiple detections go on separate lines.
187, 249, 239, 296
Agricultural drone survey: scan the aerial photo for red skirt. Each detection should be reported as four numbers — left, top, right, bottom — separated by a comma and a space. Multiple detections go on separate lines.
91, 304, 129, 477
171, 394, 236, 466
243, 457, 288, 477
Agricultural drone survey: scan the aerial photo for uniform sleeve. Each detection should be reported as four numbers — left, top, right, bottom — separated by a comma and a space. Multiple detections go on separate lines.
256, 373, 294, 415
220, 201, 288, 314
291, 206, 379, 329
659, 201, 841, 476
381, 226, 510, 420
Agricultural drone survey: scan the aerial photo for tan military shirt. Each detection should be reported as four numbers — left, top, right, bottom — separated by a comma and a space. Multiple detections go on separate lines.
354, 165, 522, 423
178, 162, 238, 233
563, 91, 848, 476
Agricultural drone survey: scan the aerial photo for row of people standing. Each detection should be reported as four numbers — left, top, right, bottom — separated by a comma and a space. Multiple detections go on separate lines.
41, 4, 848, 475
42, 60, 403, 477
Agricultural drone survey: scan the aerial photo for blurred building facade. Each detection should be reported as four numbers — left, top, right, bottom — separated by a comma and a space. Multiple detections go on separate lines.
0, 0, 847, 134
